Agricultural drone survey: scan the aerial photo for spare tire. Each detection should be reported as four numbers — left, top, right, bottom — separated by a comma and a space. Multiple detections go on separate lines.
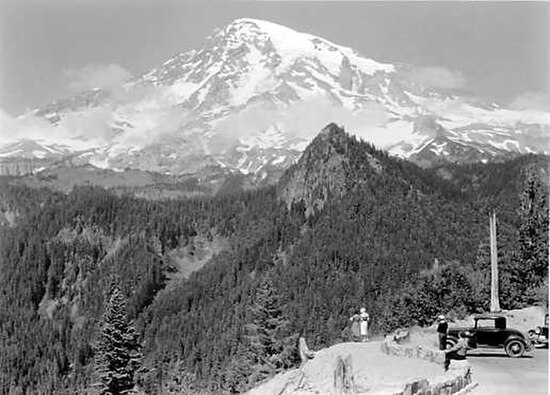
445, 337, 457, 350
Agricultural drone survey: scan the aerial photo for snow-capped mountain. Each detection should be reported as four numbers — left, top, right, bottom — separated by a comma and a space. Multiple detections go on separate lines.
1, 18, 549, 177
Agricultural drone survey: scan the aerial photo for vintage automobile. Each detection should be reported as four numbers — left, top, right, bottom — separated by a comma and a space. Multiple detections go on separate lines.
528, 314, 549, 348
447, 314, 532, 358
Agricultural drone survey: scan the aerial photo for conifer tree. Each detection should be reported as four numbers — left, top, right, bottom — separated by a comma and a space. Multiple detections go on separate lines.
94, 284, 142, 394
244, 277, 297, 384
517, 165, 549, 289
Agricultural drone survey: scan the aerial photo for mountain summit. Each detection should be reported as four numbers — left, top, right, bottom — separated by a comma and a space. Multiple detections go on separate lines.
138, 18, 395, 105
279, 123, 387, 215
1, 18, 549, 177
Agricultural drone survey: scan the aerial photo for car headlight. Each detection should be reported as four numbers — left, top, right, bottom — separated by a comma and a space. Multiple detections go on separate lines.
535, 328, 541, 334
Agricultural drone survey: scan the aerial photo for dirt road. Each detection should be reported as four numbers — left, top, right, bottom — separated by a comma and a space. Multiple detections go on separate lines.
468, 347, 548, 395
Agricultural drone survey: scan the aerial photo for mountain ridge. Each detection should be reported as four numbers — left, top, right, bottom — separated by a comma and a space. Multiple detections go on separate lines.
2, 18, 549, 179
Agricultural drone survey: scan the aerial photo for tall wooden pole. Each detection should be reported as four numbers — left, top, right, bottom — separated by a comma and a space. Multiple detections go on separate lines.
490, 212, 500, 312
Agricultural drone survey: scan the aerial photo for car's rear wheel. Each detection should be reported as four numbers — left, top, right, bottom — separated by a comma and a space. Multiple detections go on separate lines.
505, 339, 525, 358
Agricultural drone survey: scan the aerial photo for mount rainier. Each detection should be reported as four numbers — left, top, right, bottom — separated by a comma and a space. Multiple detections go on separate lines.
1, 18, 549, 178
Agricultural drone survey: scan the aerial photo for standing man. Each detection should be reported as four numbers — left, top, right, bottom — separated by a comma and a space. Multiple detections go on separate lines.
437, 314, 448, 350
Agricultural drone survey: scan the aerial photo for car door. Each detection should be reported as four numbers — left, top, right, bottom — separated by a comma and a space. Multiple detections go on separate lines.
493, 317, 509, 345
474, 319, 500, 347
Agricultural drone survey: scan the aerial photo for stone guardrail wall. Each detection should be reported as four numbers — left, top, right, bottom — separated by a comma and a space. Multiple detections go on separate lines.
380, 331, 475, 395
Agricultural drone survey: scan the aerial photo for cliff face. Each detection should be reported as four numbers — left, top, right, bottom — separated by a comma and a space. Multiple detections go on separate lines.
0, 159, 35, 176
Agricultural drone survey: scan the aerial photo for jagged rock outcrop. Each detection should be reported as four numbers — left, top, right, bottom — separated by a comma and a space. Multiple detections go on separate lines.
0, 158, 35, 176
406, 116, 523, 167
339, 56, 354, 91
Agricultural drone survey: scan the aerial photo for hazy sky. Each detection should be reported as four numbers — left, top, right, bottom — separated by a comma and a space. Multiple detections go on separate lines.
1, 0, 548, 115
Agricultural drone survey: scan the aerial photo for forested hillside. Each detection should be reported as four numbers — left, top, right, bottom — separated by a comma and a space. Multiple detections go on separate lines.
0, 125, 547, 394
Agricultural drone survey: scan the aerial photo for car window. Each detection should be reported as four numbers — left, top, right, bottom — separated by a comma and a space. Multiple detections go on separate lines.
495, 317, 506, 329
476, 319, 496, 328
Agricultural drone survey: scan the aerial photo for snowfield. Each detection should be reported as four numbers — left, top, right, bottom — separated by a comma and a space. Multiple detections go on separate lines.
1, 18, 549, 176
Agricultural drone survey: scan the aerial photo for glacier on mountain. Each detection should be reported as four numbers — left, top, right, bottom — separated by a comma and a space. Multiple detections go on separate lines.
0, 18, 548, 177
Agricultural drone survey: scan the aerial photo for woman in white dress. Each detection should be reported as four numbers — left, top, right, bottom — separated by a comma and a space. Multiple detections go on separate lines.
359, 307, 370, 342
349, 307, 370, 342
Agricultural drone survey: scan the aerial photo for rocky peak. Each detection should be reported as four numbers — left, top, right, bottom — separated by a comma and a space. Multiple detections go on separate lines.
317, 123, 351, 147
278, 124, 354, 216
299, 123, 350, 162
214, 19, 275, 47
278, 123, 390, 215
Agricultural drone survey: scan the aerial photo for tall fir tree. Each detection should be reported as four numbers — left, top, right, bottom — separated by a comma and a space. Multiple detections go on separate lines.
94, 284, 143, 394
244, 276, 297, 385
517, 165, 549, 291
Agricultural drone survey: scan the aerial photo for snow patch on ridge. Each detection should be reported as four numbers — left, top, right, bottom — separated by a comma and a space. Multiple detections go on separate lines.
239, 125, 289, 150
231, 48, 278, 106
167, 81, 200, 102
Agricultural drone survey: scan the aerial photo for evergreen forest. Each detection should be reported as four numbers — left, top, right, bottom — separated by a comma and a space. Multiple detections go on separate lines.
0, 125, 547, 394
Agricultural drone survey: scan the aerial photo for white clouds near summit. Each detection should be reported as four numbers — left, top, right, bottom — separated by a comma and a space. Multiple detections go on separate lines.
509, 92, 550, 112
407, 66, 466, 90
64, 64, 132, 92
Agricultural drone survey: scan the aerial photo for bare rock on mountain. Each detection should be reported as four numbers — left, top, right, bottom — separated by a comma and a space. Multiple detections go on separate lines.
278, 123, 386, 215
279, 124, 350, 215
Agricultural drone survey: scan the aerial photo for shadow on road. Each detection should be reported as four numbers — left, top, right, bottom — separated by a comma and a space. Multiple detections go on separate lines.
468, 353, 533, 359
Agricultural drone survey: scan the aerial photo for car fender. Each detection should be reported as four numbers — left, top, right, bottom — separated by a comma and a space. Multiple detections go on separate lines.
505, 334, 531, 350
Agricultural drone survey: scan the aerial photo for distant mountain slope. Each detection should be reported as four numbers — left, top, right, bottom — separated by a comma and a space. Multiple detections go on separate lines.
1, 18, 549, 179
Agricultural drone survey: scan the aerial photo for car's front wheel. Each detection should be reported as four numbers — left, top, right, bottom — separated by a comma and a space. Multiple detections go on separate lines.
505, 339, 525, 358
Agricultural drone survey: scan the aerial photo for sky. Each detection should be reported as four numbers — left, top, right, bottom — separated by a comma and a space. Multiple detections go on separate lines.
0, 0, 549, 116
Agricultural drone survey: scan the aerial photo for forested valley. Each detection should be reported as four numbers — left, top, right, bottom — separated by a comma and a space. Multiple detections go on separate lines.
0, 124, 547, 394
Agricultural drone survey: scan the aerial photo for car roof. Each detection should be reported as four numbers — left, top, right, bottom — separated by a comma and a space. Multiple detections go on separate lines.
473, 313, 506, 319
